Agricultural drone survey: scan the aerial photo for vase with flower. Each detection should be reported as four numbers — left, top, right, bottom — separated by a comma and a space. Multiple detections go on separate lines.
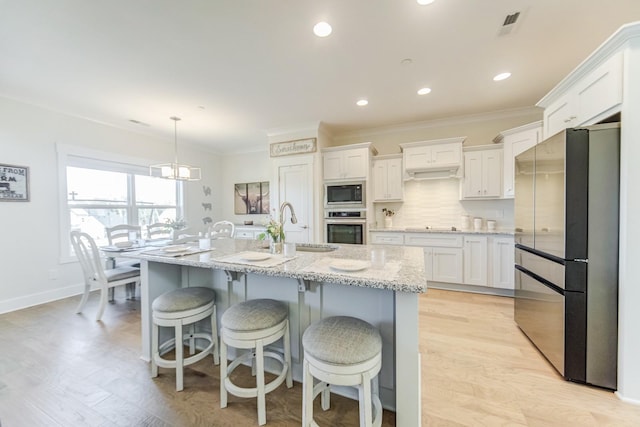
382, 208, 395, 229
165, 218, 187, 242
258, 215, 285, 254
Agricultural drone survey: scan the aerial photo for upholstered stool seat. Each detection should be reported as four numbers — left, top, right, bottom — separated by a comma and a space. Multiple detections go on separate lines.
151, 287, 219, 391
302, 316, 383, 427
220, 298, 293, 426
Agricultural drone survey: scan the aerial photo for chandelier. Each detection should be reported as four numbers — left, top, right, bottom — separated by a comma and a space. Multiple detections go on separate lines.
150, 116, 201, 181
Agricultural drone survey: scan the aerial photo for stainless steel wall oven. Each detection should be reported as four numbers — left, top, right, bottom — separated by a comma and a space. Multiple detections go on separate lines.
324, 210, 366, 245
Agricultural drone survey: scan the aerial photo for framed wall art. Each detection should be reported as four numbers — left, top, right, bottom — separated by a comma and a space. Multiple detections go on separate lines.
234, 181, 270, 214
0, 163, 30, 202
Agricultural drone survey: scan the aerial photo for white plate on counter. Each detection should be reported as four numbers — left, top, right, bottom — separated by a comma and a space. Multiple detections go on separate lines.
240, 252, 271, 262
163, 245, 191, 253
329, 260, 370, 272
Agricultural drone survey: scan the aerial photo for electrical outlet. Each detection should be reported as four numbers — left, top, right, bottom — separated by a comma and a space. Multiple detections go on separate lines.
48, 269, 59, 280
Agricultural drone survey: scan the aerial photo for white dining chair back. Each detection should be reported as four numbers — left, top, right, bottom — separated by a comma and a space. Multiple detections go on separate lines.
105, 224, 141, 245
147, 223, 171, 240
211, 221, 235, 239
70, 230, 141, 321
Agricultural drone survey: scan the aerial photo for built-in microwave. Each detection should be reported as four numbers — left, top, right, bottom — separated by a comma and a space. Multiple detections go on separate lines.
324, 182, 365, 208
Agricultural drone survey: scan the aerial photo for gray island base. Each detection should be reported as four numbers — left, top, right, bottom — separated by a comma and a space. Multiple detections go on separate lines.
126, 239, 426, 426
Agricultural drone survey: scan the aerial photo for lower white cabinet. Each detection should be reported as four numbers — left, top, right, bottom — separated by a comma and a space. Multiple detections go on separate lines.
370, 232, 404, 245
489, 236, 514, 289
234, 226, 266, 240
463, 235, 487, 286
405, 233, 463, 284
427, 247, 463, 283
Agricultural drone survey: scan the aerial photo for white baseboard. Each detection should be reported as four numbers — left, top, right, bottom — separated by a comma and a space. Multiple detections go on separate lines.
0, 282, 86, 315
615, 391, 640, 405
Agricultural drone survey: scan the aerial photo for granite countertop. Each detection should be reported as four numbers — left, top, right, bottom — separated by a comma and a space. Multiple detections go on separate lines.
125, 239, 426, 294
369, 227, 514, 236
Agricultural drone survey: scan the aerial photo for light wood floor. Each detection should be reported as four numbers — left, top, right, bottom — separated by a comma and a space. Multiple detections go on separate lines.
0, 289, 639, 426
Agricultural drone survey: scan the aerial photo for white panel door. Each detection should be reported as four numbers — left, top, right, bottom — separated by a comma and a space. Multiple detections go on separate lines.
432, 247, 463, 283
463, 236, 488, 286
276, 157, 313, 243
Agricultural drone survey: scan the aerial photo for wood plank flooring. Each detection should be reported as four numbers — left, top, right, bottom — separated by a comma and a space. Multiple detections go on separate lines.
1, 288, 639, 426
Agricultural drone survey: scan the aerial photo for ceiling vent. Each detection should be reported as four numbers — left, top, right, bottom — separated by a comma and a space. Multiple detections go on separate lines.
498, 11, 521, 36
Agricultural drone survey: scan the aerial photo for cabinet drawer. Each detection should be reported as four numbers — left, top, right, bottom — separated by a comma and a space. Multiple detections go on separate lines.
235, 230, 256, 239
370, 232, 404, 245
404, 233, 463, 247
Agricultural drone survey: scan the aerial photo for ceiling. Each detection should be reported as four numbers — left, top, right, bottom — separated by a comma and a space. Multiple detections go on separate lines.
2, 1, 640, 153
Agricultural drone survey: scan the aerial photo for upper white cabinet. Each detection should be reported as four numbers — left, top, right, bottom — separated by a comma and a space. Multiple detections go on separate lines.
461, 145, 502, 199
399, 137, 465, 179
372, 155, 403, 201
322, 143, 375, 181
540, 51, 623, 138
494, 121, 543, 198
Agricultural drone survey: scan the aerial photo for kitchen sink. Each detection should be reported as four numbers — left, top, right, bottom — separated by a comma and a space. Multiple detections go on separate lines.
295, 243, 339, 252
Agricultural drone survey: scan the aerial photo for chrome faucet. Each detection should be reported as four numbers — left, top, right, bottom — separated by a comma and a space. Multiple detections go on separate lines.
279, 202, 298, 242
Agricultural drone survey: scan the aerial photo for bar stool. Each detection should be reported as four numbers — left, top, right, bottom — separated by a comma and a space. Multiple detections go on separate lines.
302, 316, 383, 427
220, 298, 293, 426
151, 287, 219, 391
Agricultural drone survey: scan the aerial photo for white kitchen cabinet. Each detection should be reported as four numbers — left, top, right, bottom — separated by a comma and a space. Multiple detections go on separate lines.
322, 144, 371, 181
463, 235, 487, 286
372, 155, 403, 201
405, 233, 463, 284
494, 121, 543, 198
369, 231, 404, 245
234, 226, 266, 240
400, 137, 465, 178
541, 52, 623, 138
461, 146, 502, 199
489, 236, 514, 289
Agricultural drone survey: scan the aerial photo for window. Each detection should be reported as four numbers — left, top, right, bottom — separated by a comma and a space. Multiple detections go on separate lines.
58, 146, 183, 258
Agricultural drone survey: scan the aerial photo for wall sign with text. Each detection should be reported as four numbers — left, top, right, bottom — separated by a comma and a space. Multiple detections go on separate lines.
0, 163, 30, 202
270, 138, 317, 157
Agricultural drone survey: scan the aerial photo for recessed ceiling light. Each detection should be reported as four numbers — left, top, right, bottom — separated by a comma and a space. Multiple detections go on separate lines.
417, 87, 432, 95
417, 0, 435, 5
356, 99, 369, 107
493, 72, 511, 81
313, 21, 332, 37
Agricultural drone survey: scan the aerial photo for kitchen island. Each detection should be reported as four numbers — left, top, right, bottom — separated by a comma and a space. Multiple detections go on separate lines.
126, 239, 425, 426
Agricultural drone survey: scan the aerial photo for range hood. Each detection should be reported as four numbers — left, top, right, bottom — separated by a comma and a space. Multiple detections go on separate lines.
400, 136, 466, 180
405, 165, 462, 180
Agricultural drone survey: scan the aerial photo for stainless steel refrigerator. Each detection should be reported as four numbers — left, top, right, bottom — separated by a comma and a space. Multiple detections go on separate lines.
513, 123, 620, 390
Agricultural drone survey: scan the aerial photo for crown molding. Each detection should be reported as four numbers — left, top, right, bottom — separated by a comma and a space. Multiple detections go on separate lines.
332, 106, 541, 142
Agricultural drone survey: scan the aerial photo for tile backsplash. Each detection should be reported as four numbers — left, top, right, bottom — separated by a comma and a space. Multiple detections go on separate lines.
372, 179, 514, 230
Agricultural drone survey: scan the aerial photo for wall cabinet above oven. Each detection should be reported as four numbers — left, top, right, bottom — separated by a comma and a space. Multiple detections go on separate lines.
322, 142, 377, 181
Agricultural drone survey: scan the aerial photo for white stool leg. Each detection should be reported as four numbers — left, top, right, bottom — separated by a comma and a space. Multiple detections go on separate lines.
284, 320, 293, 388
220, 332, 228, 408
211, 306, 219, 365
188, 324, 195, 355
256, 340, 266, 426
321, 382, 330, 411
359, 372, 373, 427
302, 358, 314, 427
175, 322, 184, 391
151, 321, 159, 378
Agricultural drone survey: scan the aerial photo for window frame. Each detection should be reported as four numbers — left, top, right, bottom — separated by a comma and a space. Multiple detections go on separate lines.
57, 143, 184, 263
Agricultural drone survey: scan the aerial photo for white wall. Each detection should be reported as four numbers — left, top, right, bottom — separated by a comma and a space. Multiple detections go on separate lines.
0, 96, 221, 313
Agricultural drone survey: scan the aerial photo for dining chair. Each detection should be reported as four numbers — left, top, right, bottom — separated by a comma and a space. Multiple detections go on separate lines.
105, 224, 141, 299
105, 224, 141, 245
147, 222, 171, 240
211, 221, 235, 239
70, 230, 141, 321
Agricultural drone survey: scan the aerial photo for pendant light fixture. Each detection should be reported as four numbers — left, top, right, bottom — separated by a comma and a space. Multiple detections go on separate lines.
150, 116, 201, 181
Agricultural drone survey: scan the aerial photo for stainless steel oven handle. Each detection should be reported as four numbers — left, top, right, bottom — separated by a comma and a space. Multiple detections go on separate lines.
324, 219, 367, 224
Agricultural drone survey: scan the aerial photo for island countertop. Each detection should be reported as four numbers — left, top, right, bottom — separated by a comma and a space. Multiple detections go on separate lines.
125, 239, 426, 293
